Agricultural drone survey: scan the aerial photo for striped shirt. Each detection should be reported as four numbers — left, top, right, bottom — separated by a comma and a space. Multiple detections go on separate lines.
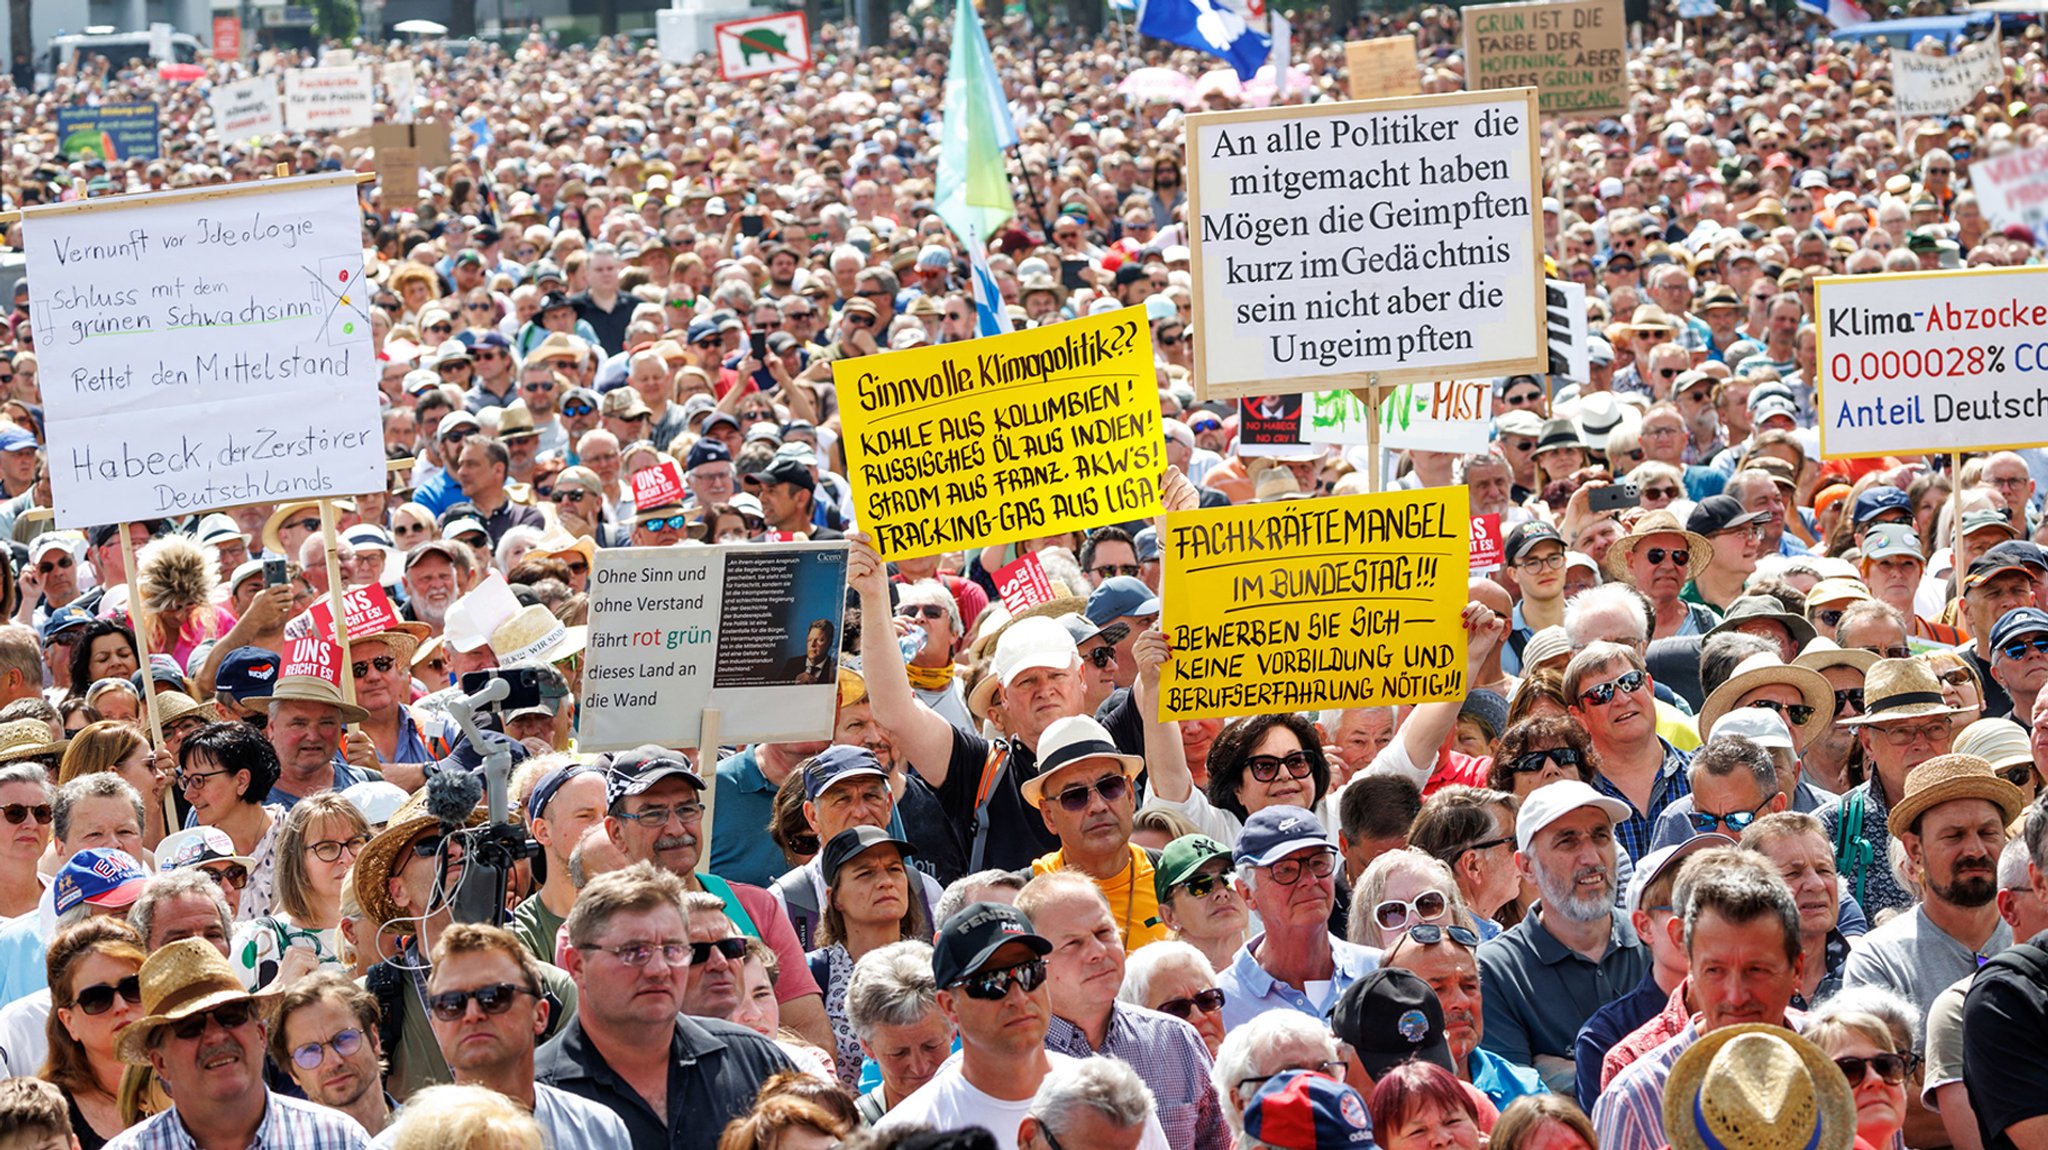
1045, 1003, 1232, 1150
105, 1091, 369, 1150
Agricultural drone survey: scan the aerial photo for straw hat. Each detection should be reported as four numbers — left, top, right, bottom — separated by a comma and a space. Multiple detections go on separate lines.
114, 938, 274, 1065
1791, 637, 1877, 676
0, 718, 66, 764
259, 500, 323, 557
1663, 1025, 1855, 1150
487, 604, 586, 665
1697, 653, 1836, 750
1603, 509, 1714, 583
352, 788, 486, 929
533, 529, 597, 569
1839, 658, 1967, 726
153, 691, 220, 729
350, 621, 432, 670
1020, 716, 1145, 808
1887, 753, 2027, 838
244, 640, 369, 724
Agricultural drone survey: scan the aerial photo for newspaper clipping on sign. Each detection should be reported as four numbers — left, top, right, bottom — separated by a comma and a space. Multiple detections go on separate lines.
1186, 89, 1545, 399
1892, 36, 2004, 119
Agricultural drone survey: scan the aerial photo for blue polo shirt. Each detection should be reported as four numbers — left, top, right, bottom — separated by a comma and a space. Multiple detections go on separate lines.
710, 747, 787, 888
1469, 1046, 1545, 1111
1476, 906, 1649, 1096
1215, 932, 1381, 1031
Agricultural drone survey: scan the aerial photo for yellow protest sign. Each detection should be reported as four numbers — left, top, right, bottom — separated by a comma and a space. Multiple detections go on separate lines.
1158, 486, 1471, 720
1345, 36, 1421, 100
833, 309, 1162, 561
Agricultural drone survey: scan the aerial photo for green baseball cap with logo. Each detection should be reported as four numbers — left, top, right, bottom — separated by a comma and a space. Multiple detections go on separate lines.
1153, 833, 1233, 906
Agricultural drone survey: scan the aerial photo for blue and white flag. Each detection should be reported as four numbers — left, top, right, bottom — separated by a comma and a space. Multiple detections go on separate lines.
961, 221, 1013, 337
1138, 0, 1271, 81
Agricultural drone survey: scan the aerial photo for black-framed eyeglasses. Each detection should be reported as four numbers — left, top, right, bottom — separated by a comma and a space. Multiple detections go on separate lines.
426, 983, 537, 1022
290, 1027, 366, 1068
1084, 645, 1117, 670
1235, 1063, 1345, 1095
1517, 552, 1566, 572
1404, 923, 1482, 948
1834, 1052, 1914, 1085
73, 975, 141, 1015
175, 767, 232, 793
955, 957, 1047, 1000
1688, 794, 1773, 833
1155, 987, 1227, 1020
308, 834, 369, 862
1091, 563, 1140, 578
1748, 698, 1816, 726
1049, 775, 1129, 813
1264, 849, 1336, 886
690, 937, 748, 965
1578, 669, 1647, 706
1246, 751, 1314, 782
1510, 746, 1580, 773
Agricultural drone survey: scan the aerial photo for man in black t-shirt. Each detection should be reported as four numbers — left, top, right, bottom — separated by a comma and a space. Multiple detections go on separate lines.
1963, 804, 2048, 1150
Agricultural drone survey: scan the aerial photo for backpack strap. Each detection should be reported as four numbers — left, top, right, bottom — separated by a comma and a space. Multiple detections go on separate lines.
1986, 941, 2048, 984
1832, 789, 1873, 905
967, 741, 1011, 873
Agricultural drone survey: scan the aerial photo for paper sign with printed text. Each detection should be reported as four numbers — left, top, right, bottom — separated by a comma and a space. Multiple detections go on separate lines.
1346, 36, 1421, 99
1463, 0, 1627, 116
209, 76, 282, 143
281, 635, 344, 689
832, 308, 1162, 561
995, 552, 1059, 611
1380, 380, 1493, 454
579, 542, 848, 751
283, 67, 375, 131
57, 103, 161, 161
1185, 89, 1545, 400
1814, 265, 2048, 459
1470, 514, 1504, 570
24, 174, 385, 528
1158, 486, 1472, 720
631, 460, 689, 512
304, 583, 402, 643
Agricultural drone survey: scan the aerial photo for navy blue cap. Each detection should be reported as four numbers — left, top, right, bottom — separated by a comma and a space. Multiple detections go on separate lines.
459, 329, 511, 351
686, 318, 719, 343
604, 745, 703, 808
214, 646, 280, 702
526, 763, 603, 821
1243, 1071, 1375, 1150
1504, 521, 1564, 565
801, 745, 889, 800
39, 604, 93, 644
1991, 607, 2048, 653
931, 902, 1051, 989
1687, 494, 1771, 537
684, 438, 731, 471
1984, 539, 2048, 572
1133, 527, 1161, 563
1233, 805, 1331, 868
1086, 576, 1160, 627
820, 825, 915, 886
700, 410, 741, 434
1853, 486, 1912, 525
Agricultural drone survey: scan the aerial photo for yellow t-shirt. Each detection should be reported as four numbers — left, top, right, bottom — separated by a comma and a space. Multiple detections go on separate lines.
1031, 844, 1171, 952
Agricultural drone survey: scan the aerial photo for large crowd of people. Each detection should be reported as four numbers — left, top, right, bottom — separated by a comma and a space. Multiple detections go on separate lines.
0, 3, 2040, 1149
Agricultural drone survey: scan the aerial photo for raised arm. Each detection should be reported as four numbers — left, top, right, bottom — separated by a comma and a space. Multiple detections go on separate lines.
848, 532, 963, 788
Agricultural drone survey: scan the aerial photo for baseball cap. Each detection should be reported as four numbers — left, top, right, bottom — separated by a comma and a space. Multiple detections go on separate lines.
1626, 833, 1734, 912
1990, 607, 2048, 653
1968, 551, 2038, 591
1329, 967, 1456, 1079
991, 616, 1080, 688
1152, 833, 1232, 906
28, 532, 79, 564
53, 848, 149, 916
931, 902, 1052, 989
685, 439, 732, 471
155, 826, 256, 873
1710, 707, 1795, 751
1852, 486, 1912, 525
343, 780, 413, 828
1086, 576, 1161, 627
1860, 524, 1924, 563
214, 646, 280, 703
801, 745, 890, 801
760, 457, 814, 488
437, 410, 482, 439
1516, 779, 1632, 851
604, 746, 704, 807
525, 764, 603, 822
1133, 527, 1161, 564
1960, 508, 2023, 540
1504, 521, 1564, 566
1243, 1071, 1375, 1150
0, 425, 35, 454
1984, 540, 2048, 572
39, 604, 94, 644
820, 825, 916, 886
1687, 495, 1771, 537
1233, 805, 1331, 868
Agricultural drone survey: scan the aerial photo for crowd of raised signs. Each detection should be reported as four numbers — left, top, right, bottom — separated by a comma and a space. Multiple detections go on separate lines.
0, 4, 2047, 1150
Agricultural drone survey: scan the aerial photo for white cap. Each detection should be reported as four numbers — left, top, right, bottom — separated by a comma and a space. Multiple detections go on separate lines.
28, 531, 81, 563
1708, 706, 1795, 750
1516, 779, 1632, 852
1599, 177, 1625, 199
437, 410, 482, 438
992, 616, 1080, 688
195, 514, 245, 548
343, 780, 412, 828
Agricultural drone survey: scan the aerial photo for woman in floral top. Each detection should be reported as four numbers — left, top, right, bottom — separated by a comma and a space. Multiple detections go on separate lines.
804, 827, 929, 1090
231, 793, 369, 990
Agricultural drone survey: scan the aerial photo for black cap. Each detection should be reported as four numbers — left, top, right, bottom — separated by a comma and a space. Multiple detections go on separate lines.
603, 746, 703, 809
539, 290, 575, 314
1114, 263, 1148, 286
762, 457, 814, 488
1686, 494, 1770, 537
1328, 968, 1457, 1079
819, 826, 916, 886
1503, 521, 1563, 566
931, 902, 1051, 989
1985, 539, 2048, 572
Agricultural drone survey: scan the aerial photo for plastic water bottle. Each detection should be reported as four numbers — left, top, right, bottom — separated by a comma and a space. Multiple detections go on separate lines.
897, 626, 929, 661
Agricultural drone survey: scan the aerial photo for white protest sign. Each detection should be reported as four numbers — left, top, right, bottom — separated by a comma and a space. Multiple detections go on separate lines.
1892, 36, 2003, 119
715, 11, 812, 80
208, 76, 282, 143
1547, 279, 1590, 382
382, 61, 417, 123
1186, 89, 1545, 400
1971, 141, 2048, 244
24, 174, 385, 527
580, 541, 849, 751
283, 67, 375, 131
1380, 380, 1493, 453
1303, 390, 1375, 444
1814, 265, 2048, 459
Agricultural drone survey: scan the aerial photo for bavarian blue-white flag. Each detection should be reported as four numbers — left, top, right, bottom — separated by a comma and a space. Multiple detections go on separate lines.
1138, 0, 1271, 81
961, 221, 1013, 337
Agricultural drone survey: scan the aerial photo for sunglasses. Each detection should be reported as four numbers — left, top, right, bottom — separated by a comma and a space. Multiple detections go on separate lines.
1178, 869, 1235, 899
1834, 1053, 1913, 1085
1813, 608, 1847, 629
1404, 923, 1481, 948
640, 514, 692, 534
691, 937, 748, 965
291, 1027, 366, 1069
308, 834, 369, 862
1083, 645, 1117, 670
287, 517, 320, 533
1834, 688, 1864, 713
38, 556, 71, 574
1157, 332, 1181, 346
352, 655, 396, 679
522, 380, 555, 392
1748, 699, 1816, 726
73, 975, 142, 1015
169, 1000, 256, 1040
1246, 751, 1314, 783
1509, 747, 1580, 773
1578, 669, 1648, 706
955, 958, 1048, 1000
1643, 547, 1690, 567
1156, 988, 1227, 1020
898, 605, 948, 620
1374, 890, 1448, 932
204, 863, 250, 890
2002, 637, 2048, 660
428, 324, 453, 334
563, 402, 594, 417
1091, 563, 1141, 579
1998, 762, 2036, 788
427, 983, 536, 1022
1049, 774, 1130, 812
0, 802, 51, 824
692, 337, 721, 348
1858, 645, 1914, 660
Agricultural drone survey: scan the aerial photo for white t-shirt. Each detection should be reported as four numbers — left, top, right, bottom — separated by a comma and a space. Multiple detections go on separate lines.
875, 1051, 1172, 1150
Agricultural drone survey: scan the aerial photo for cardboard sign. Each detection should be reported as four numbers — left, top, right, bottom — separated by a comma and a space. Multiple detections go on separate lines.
1470, 513, 1504, 570
580, 541, 849, 750
283, 67, 375, 131
208, 76, 282, 143
1814, 265, 2048, 459
1970, 141, 2048, 244
1463, 0, 1627, 117
366, 122, 450, 213
994, 552, 1059, 611
631, 460, 689, 513
1381, 380, 1494, 454
56, 103, 161, 160
832, 307, 1162, 561
1185, 89, 1545, 399
1345, 36, 1421, 99
24, 174, 385, 528
281, 635, 344, 689
1893, 37, 2003, 119
715, 11, 813, 80
1158, 486, 1472, 720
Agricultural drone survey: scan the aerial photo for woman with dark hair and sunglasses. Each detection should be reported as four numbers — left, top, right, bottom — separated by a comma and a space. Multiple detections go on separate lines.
231, 793, 371, 991
41, 917, 147, 1150
1149, 711, 1331, 843
177, 721, 284, 923
1486, 715, 1601, 798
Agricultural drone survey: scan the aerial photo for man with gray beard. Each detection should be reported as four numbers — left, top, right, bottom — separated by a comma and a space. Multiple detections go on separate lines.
1474, 779, 1650, 1097
402, 541, 466, 636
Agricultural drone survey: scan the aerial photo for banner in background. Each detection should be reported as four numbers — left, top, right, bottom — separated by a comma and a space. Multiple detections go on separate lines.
715, 11, 814, 79
56, 103, 161, 160
1381, 380, 1494, 453
283, 67, 376, 131
208, 77, 282, 143
1892, 36, 2003, 119
1463, 0, 1627, 116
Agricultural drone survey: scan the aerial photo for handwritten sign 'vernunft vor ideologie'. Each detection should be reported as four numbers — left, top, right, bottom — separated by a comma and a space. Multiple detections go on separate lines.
24, 174, 386, 528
